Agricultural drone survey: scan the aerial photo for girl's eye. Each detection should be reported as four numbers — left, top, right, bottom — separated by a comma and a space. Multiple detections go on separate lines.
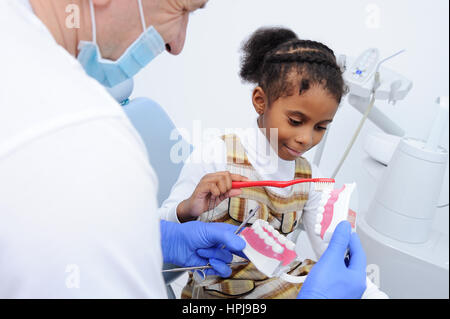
316, 126, 328, 131
289, 118, 302, 126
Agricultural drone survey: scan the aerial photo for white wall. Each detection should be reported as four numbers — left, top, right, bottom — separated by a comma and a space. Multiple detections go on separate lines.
133, 0, 449, 232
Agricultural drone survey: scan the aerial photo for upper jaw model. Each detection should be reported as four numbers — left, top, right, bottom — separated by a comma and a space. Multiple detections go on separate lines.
315, 183, 357, 242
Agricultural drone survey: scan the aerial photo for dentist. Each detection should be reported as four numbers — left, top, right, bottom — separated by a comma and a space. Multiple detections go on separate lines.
0, 0, 367, 299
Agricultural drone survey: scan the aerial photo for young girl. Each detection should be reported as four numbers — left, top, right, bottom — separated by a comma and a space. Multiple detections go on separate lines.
159, 27, 384, 299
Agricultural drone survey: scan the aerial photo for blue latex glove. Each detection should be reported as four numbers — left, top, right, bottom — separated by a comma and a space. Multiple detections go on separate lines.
160, 220, 246, 277
297, 221, 367, 299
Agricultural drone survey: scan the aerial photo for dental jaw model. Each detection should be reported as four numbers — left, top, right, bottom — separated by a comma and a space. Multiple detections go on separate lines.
240, 219, 306, 283
315, 183, 357, 242
239, 184, 357, 284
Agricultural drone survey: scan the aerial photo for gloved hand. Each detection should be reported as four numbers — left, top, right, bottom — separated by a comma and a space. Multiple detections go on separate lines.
297, 221, 367, 299
160, 220, 246, 277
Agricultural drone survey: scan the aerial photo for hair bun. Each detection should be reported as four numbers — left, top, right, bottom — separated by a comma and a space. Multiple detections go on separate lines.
240, 27, 298, 84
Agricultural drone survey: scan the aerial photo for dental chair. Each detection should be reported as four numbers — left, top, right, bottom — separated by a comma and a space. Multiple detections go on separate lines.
123, 97, 192, 205
119, 90, 192, 299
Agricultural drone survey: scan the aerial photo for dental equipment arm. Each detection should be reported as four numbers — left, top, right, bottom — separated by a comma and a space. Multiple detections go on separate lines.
160, 220, 246, 278
331, 49, 411, 178
314, 49, 412, 170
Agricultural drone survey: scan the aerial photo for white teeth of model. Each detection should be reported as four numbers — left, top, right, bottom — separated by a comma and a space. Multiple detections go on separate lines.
272, 243, 284, 254
278, 236, 287, 244
316, 213, 323, 223
254, 227, 265, 237
319, 194, 330, 206
252, 222, 262, 230
260, 231, 270, 240
315, 224, 321, 235
264, 237, 276, 246
285, 240, 295, 250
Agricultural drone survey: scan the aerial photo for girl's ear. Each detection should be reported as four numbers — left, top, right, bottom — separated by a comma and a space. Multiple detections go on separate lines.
252, 87, 268, 116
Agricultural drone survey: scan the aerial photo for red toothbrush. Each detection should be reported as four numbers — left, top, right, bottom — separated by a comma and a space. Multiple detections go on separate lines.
232, 178, 335, 192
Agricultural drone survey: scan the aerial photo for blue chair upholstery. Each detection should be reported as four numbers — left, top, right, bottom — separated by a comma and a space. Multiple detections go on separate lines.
123, 97, 192, 298
123, 97, 192, 206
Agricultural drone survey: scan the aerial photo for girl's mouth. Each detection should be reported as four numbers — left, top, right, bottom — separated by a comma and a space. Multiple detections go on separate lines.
284, 145, 303, 157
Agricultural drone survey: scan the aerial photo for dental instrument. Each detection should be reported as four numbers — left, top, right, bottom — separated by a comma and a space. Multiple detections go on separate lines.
189, 207, 260, 299
161, 261, 250, 273
162, 207, 259, 274
234, 206, 259, 235
218, 205, 259, 249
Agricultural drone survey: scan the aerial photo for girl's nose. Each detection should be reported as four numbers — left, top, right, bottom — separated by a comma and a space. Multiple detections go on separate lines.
295, 128, 313, 147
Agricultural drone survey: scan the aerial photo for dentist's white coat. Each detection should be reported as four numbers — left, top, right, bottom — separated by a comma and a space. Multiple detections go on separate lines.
0, 0, 166, 298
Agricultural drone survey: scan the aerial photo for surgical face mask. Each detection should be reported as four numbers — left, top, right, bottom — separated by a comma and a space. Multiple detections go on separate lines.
77, 0, 165, 88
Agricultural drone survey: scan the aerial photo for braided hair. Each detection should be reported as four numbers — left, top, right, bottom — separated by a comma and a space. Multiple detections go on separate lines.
240, 27, 347, 106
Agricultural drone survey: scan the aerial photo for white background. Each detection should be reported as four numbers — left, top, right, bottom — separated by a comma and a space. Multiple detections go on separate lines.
133, 0, 449, 234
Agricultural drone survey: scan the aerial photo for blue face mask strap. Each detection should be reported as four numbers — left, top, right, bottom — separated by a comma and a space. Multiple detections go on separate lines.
137, 0, 147, 32
88, 0, 97, 44
89, 0, 146, 46
79, 0, 164, 88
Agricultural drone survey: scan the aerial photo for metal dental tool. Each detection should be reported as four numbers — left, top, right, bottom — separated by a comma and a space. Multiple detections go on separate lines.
162, 206, 259, 274
161, 261, 250, 273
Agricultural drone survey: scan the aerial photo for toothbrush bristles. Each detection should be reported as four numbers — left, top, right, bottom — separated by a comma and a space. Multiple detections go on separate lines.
315, 182, 334, 192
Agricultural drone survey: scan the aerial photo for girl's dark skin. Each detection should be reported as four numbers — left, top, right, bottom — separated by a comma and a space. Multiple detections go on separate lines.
253, 82, 340, 161
177, 77, 340, 222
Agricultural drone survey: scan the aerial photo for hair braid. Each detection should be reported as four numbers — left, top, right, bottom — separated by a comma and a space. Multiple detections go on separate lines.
240, 27, 347, 105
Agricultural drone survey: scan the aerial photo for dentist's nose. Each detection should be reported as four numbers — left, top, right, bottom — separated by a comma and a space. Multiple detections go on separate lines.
166, 14, 189, 55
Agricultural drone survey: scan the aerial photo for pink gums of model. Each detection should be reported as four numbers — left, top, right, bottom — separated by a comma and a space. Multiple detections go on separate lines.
315, 183, 357, 242
240, 219, 297, 278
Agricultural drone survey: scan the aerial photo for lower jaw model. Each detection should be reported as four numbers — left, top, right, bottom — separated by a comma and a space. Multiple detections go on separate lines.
240, 183, 357, 284
240, 219, 305, 283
